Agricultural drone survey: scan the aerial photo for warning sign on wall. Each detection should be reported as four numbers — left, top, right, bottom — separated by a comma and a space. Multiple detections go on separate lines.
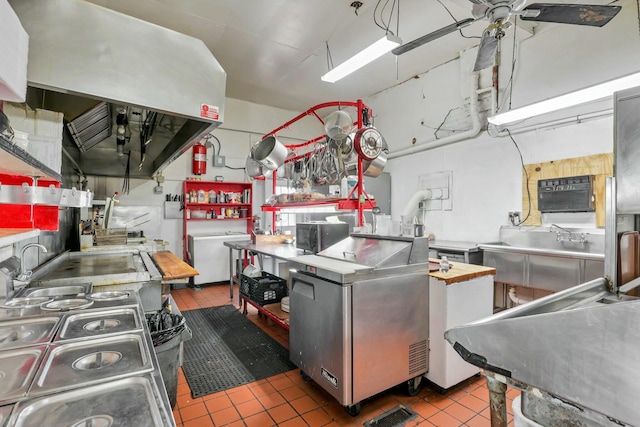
200, 104, 220, 120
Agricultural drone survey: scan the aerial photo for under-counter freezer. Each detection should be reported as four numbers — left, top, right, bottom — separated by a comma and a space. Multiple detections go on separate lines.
187, 233, 250, 285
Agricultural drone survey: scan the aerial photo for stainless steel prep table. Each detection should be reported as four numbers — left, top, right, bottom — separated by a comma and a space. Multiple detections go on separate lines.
223, 240, 304, 299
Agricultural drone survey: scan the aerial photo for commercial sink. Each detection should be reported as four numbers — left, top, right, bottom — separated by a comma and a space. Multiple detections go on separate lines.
479, 226, 605, 292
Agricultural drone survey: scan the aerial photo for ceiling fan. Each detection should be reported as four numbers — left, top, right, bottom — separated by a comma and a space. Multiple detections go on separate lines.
392, 1, 621, 71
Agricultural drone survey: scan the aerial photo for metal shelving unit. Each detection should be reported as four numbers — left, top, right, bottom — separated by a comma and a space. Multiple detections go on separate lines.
258, 99, 377, 230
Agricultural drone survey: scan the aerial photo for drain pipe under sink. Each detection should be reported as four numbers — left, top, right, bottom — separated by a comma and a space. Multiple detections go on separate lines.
508, 286, 533, 306
387, 73, 483, 159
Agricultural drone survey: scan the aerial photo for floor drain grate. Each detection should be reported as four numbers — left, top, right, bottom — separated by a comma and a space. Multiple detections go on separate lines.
363, 405, 418, 427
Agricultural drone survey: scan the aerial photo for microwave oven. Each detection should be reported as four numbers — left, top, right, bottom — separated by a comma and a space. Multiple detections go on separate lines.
296, 222, 350, 253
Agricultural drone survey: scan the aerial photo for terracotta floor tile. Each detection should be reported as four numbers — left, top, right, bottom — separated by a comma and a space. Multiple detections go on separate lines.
278, 418, 311, 427
236, 399, 265, 418
444, 401, 475, 423
280, 385, 307, 401
426, 395, 454, 410
225, 420, 246, 427
268, 403, 299, 424
176, 393, 202, 409
301, 407, 333, 427
177, 382, 191, 397
466, 414, 491, 427
428, 410, 462, 426
179, 402, 208, 422
270, 375, 297, 390
249, 381, 277, 398
204, 394, 233, 413
410, 400, 440, 419
228, 388, 255, 405
210, 406, 241, 426
258, 391, 287, 409
471, 386, 489, 400
290, 395, 320, 415
182, 414, 213, 427
244, 411, 276, 427
458, 394, 489, 413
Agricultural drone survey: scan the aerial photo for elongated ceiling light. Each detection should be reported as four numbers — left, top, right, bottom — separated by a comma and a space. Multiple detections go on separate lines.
321, 34, 402, 83
488, 71, 640, 126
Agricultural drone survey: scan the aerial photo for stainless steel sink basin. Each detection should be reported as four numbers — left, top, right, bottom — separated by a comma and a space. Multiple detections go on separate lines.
479, 225, 605, 257
18, 285, 92, 299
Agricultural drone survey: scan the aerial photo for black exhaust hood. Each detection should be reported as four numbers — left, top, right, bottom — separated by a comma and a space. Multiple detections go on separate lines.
9, 0, 226, 179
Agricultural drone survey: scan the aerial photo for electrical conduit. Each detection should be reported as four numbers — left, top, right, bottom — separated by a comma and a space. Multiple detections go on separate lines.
388, 73, 482, 159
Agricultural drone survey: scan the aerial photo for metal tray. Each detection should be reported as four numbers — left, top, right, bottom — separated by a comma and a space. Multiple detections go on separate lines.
0, 317, 60, 351
9, 376, 166, 427
40, 299, 94, 312
57, 308, 142, 341
86, 290, 130, 301
31, 333, 153, 395
0, 347, 46, 405
0, 298, 52, 310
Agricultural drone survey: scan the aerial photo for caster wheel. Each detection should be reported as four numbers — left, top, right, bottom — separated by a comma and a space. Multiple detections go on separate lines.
300, 371, 311, 381
406, 375, 423, 396
344, 403, 361, 417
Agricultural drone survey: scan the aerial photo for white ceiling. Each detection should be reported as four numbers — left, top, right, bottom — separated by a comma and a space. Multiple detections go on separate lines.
85, 0, 616, 112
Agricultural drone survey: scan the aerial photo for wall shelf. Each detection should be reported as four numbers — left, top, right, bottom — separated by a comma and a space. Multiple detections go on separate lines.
261, 198, 376, 212
0, 134, 61, 182
182, 180, 253, 261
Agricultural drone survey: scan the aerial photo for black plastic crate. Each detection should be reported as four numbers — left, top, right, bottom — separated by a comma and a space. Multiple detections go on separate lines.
240, 272, 287, 306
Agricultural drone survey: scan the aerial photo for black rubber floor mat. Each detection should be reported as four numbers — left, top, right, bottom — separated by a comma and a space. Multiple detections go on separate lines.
364, 405, 418, 427
181, 305, 297, 397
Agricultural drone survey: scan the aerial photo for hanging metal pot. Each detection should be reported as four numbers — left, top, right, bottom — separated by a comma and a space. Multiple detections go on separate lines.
363, 150, 387, 177
245, 156, 264, 178
254, 135, 288, 170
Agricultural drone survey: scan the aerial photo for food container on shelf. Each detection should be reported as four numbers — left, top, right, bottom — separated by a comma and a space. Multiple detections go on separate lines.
191, 210, 207, 219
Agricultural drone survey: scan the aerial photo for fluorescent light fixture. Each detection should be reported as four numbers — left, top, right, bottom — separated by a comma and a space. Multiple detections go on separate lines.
488, 71, 640, 126
321, 34, 402, 83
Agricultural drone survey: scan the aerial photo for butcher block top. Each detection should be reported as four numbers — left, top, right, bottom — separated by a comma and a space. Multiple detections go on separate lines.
152, 251, 199, 280
428, 258, 495, 285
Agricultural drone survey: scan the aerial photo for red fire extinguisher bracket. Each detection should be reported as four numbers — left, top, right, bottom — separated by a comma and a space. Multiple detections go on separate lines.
192, 143, 207, 175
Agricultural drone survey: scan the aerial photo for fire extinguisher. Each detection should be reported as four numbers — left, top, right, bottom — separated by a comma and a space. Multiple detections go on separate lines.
192, 143, 207, 175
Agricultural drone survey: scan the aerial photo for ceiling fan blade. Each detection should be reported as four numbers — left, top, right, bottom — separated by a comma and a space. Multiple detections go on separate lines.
521, 3, 621, 27
392, 18, 475, 55
473, 30, 499, 71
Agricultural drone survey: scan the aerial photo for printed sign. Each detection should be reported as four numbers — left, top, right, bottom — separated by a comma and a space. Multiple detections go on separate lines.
200, 104, 220, 120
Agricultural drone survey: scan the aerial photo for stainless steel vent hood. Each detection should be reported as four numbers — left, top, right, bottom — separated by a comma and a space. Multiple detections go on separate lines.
9, 0, 226, 178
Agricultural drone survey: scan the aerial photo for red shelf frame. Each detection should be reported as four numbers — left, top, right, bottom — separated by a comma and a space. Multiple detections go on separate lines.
261, 99, 376, 230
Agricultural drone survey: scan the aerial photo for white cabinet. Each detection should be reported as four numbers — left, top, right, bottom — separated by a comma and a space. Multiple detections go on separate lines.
0, 0, 28, 102
426, 274, 494, 389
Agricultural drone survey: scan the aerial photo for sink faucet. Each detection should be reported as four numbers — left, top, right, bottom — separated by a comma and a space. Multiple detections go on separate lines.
550, 224, 588, 243
18, 243, 47, 281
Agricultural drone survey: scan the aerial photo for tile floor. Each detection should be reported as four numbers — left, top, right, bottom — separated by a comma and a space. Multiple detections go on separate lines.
170, 284, 518, 426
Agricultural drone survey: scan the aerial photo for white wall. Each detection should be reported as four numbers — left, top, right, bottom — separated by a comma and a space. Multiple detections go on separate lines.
366, 0, 638, 243
89, 98, 318, 258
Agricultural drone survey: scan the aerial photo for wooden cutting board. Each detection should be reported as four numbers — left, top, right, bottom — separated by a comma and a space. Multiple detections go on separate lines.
152, 251, 199, 280
619, 231, 639, 295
